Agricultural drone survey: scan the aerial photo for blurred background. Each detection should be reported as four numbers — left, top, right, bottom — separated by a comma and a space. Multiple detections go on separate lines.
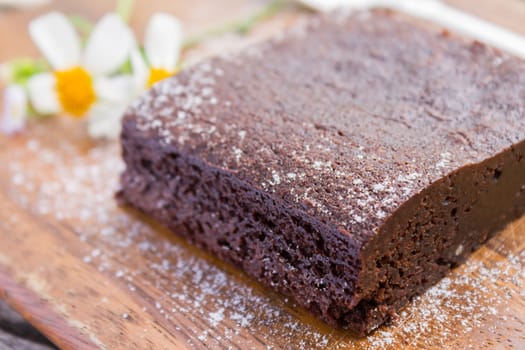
2, 0, 525, 63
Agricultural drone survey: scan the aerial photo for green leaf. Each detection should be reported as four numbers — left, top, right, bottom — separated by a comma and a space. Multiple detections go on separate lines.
117, 58, 133, 75
5, 58, 49, 85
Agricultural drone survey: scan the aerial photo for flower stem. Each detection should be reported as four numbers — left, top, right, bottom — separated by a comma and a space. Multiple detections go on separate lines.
182, 0, 289, 49
116, 0, 135, 22
69, 15, 94, 38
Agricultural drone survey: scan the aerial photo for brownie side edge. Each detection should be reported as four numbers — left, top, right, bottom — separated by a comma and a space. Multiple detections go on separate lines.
118, 117, 369, 331
351, 140, 525, 333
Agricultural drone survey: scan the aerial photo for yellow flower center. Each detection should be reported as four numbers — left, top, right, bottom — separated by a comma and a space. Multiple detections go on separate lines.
147, 68, 173, 88
54, 66, 96, 117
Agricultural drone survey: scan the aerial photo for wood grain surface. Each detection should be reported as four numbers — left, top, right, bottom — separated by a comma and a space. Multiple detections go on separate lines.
0, 1, 524, 349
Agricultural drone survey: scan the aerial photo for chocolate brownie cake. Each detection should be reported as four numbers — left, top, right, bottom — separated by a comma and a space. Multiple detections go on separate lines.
118, 10, 525, 335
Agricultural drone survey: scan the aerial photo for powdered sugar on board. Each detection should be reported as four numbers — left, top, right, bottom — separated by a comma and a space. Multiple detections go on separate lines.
1, 134, 524, 349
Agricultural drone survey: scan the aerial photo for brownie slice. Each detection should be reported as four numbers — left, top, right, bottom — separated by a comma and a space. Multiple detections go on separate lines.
118, 10, 525, 335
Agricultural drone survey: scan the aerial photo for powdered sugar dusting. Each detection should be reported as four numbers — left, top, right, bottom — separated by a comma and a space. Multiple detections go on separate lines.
133, 62, 223, 146
121, 10, 525, 253
2, 135, 524, 348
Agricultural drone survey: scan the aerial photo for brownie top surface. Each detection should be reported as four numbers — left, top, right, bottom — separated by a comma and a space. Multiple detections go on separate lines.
125, 10, 525, 245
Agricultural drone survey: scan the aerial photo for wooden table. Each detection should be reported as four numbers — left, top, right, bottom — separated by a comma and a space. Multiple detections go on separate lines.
0, 1, 524, 349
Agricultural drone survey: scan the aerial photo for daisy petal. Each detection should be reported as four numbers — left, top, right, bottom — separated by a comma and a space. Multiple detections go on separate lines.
87, 100, 128, 140
0, 63, 11, 82
82, 14, 134, 76
1, 85, 27, 135
94, 74, 134, 104
144, 13, 182, 71
26, 73, 60, 115
29, 12, 81, 70
130, 48, 149, 94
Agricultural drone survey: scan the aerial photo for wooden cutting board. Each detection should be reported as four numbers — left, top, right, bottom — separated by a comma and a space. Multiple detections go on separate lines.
0, 1, 524, 349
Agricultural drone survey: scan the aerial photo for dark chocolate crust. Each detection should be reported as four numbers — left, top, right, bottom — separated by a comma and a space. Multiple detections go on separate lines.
118, 10, 525, 335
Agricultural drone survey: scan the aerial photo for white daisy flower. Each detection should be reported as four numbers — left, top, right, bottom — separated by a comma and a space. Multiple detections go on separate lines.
0, 84, 27, 135
26, 12, 135, 138
131, 13, 183, 91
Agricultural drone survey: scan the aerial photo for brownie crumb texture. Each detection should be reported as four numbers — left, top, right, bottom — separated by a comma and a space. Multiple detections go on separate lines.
119, 10, 525, 335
